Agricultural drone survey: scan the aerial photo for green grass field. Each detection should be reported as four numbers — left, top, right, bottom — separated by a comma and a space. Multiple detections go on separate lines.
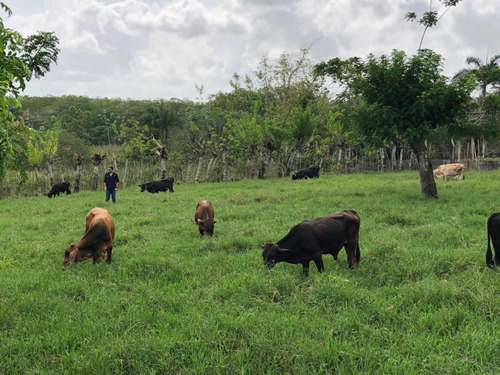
1, 170, 500, 374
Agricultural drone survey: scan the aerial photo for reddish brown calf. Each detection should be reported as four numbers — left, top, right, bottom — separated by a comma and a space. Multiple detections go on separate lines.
63, 207, 115, 267
195, 200, 216, 236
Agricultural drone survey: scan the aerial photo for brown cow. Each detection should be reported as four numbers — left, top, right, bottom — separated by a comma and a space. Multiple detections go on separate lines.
63, 207, 115, 267
262, 210, 360, 275
195, 200, 216, 236
433, 163, 465, 180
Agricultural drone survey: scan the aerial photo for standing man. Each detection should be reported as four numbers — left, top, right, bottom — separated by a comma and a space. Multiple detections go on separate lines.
104, 166, 120, 203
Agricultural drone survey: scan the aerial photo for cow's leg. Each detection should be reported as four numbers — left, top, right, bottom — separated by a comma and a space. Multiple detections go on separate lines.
492, 240, 500, 267
301, 261, 310, 276
106, 246, 113, 263
345, 240, 359, 268
313, 256, 325, 272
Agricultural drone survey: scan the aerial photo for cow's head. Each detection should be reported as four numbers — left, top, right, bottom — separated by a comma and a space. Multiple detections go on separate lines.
63, 244, 91, 267
262, 243, 279, 268
139, 184, 146, 192
197, 218, 216, 236
47, 192, 53, 198
291, 174, 297, 180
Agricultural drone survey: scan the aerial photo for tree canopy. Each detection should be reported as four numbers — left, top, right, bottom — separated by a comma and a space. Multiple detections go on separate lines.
0, 2, 59, 181
315, 49, 474, 197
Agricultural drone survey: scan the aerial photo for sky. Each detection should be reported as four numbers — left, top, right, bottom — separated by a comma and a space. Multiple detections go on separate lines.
4, 0, 500, 101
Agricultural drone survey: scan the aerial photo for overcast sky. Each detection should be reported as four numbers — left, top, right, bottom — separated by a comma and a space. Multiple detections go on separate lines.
5, 0, 500, 101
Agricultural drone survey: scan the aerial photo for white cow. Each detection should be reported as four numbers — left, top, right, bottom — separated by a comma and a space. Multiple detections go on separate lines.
433, 163, 465, 180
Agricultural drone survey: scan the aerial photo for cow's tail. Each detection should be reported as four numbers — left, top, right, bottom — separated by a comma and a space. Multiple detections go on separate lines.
486, 214, 497, 268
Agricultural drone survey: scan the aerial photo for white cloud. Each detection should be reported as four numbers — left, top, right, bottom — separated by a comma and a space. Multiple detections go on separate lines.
3, 0, 500, 100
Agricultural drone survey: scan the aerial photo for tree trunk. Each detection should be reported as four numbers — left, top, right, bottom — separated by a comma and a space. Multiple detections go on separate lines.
74, 153, 83, 193
160, 157, 167, 179
379, 148, 385, 172
205, 152, 216, 182
481, 136, 486, 158
415, 142, 437, 198
250, 151, 256, 179
391, 146, 397, 171
345, 146, 351, 173
91, 154, 105, 191
285, 146, 300, 177
221, 148, 227, 182
139, 159, 144, 183
93, 165, 99, 190
194, 156, 203, 183
123, 158, 129, 188
259, 146, 273, 179
336, 148, 343, 174
457, 141, 462, 162
185, 161, 192, 183
470, 138, 476, 160
47, 160, 54, 186
399, 148, 404, 170
35, 167, 42, 196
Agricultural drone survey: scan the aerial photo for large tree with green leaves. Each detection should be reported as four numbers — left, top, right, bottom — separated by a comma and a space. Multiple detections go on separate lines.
0, 2, 59, 181
315, 49, 474, 198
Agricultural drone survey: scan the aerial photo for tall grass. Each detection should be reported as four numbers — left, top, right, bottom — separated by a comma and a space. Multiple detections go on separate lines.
1, 170, 500, 374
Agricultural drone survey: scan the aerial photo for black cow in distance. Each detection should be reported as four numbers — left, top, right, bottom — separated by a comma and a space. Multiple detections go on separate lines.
292, 165, 319, 180
47, 182, 71, 198
139, 178, 174, 194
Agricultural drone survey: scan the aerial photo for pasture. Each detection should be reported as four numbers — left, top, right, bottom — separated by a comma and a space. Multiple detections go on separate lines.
1, 170, 500, 374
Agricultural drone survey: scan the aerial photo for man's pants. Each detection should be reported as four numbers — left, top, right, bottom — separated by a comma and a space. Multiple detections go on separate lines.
106, 189, 116, 203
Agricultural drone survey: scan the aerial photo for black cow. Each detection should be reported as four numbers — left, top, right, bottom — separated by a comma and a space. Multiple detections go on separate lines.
47, 182, 71, 198
262, 210, 360, 275
486, 213, 500, 268
292, 165, 320, 180
139, 178, 174, 193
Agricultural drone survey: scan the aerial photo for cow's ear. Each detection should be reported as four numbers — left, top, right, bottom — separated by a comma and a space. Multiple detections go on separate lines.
197, 219, 203, 224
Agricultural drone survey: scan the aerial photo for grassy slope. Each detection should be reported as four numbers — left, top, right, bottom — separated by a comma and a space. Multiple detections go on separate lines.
1, 170, 500, 374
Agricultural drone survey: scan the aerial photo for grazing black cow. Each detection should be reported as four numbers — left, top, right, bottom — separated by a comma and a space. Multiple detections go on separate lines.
486, 213, 500, 268
139, 178, 174, 193
292, 165, 320, 180
47, 182, 71, 198
262, 210, 360, 275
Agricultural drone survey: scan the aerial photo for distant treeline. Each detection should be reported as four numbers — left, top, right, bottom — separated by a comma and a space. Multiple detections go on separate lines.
7, 50, 500, 197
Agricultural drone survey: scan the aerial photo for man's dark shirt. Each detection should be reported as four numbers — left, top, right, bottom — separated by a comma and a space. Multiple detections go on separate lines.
104, 172, 119, 191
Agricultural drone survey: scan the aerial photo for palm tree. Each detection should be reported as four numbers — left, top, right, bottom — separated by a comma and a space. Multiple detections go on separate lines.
454, 55, 500, 102
453, 55, 500, 159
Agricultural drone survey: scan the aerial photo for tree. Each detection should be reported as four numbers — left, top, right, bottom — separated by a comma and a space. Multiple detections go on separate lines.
255, 48, 324, 178
454, 55, 500, 103
27, 128, 44, 195
73, 152, 83, 193
91, 153, 106, 191
0, 2, 59, 181
315, 49, 474, 198
405, 0, 462, 50
452, 55, 500, 159
42, 118, 61, 186
27, 120, 61, 194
